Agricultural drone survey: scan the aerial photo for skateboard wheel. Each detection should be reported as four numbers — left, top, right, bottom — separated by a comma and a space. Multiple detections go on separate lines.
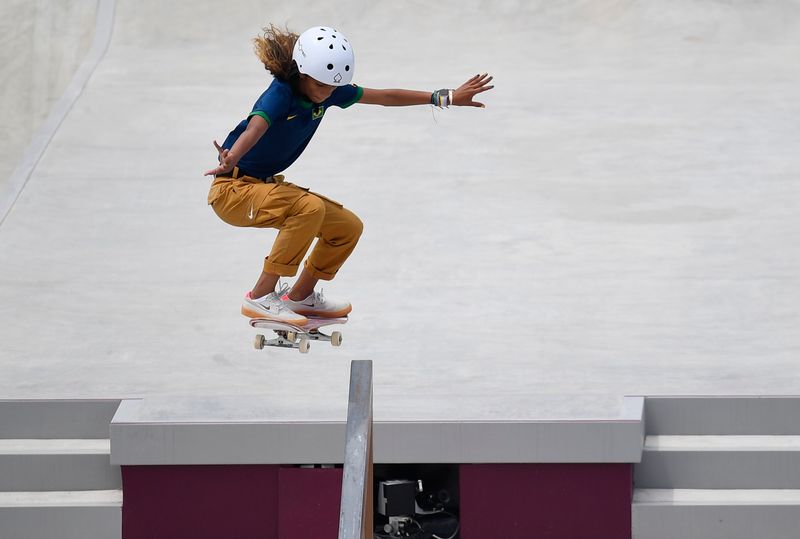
254, 334, 266, 350
331, 331, 342, 347
299, 339, 310, 354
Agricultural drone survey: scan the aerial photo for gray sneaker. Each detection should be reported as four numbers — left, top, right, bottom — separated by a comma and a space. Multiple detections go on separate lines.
281, 288, 352, 318
241, 290, 308, 325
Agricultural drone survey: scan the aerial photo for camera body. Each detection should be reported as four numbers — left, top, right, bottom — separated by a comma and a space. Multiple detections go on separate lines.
378, 479, 418, 518
376, 479, 458, 538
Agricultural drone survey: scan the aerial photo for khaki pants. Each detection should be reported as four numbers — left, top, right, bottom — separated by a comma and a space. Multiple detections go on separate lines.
208, 172, 363, 280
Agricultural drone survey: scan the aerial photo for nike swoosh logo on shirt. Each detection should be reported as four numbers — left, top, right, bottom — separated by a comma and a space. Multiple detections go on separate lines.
287, 114, 298, 120
248, 205, 255, 220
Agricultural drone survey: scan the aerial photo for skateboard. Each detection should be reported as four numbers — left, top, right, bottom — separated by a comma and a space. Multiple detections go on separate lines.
250, 317, 348, 353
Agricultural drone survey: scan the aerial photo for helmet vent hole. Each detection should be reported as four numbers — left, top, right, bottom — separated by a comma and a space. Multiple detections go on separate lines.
327, 63, 334, 70
345, 65, 350, 71
317, 36, 323, 40
332, 35, 337, 38
329, 44, 334, 49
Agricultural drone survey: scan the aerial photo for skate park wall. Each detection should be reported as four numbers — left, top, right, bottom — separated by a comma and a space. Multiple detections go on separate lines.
0, 0, 97, 189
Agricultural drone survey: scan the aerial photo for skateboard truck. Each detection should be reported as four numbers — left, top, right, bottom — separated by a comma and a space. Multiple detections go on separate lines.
250, 317, 347, 353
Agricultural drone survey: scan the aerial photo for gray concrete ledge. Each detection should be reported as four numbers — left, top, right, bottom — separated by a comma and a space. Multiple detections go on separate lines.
110, 396, 644, 465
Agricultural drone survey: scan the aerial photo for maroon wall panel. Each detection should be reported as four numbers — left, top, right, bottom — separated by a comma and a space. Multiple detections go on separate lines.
278, 467, 343, 539
460, 463, 632, 539
122, 465, 280, 539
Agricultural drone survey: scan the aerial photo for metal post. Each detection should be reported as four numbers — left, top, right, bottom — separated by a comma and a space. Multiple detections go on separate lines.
338, 360, 374, 539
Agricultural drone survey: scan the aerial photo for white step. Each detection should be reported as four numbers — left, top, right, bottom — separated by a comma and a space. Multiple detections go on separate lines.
0, 490, 121, 539
0, 439, 121, 491
635, 436, 800, 489
0, 439, 112, 455
0, 489, 123, 507
645, 435, 800, 451
635, 488, 800, 505
633, 489, 800, 539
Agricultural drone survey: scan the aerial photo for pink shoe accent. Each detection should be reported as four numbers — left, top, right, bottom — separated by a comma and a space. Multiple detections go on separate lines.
245, 291, 253, 300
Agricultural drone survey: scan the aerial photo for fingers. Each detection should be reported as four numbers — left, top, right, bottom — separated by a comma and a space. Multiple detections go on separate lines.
468, 74, 493, 105
213, 140, 232, 164
459, 73, 483, 88
204, 163, 231, 176
468, 73, 492, 85
213, 140, 233, 165
471, 76, 493, 91
206, 141, 236, 176
461, 74, 493, 96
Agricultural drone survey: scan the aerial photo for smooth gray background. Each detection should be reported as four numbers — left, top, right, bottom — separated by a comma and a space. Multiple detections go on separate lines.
1, 0, 798, 421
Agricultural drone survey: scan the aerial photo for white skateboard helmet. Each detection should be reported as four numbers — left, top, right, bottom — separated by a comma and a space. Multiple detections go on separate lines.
292, 26, 354, 86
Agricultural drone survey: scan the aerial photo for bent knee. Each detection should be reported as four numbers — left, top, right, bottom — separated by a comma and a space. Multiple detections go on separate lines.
341, 210, 364, 243
295, 194, 327, 221
325, 211, 363, 247
349, 213, 364, 239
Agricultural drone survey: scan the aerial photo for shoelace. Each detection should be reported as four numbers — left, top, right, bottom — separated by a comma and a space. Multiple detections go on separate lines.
311, 289, 325, 306
282, 282, 325, 306
273, 280, 296, 310
276, 280, 291, 297
274, 279, 326, 307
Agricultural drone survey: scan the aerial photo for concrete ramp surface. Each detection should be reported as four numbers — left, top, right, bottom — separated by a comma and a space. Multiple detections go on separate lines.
0, 0, 799, 418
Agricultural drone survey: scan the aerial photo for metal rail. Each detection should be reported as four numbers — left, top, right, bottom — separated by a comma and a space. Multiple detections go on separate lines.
338, 360, 374, 539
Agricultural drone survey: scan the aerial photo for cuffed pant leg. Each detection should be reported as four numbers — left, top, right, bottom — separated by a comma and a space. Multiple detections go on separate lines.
264, 192, 326, 276
304, 200, 364, 281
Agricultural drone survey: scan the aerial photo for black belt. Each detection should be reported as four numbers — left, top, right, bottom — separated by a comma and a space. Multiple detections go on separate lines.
217, 166, 275, 183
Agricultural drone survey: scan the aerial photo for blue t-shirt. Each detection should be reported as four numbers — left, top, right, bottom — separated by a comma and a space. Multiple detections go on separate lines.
221, 79, 363, 178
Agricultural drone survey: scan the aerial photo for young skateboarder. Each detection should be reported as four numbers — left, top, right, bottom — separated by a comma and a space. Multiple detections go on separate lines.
206, 25, 493, 325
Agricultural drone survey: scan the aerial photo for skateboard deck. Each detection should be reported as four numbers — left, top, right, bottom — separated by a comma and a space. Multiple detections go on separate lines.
250, 316, 348, 353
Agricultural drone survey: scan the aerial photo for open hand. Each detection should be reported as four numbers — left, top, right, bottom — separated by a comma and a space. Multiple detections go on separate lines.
204, 140, 235, 176
453, 73, 494, 108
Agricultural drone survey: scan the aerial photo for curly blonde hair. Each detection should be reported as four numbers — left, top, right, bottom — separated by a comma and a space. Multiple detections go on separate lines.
252, 24, 299, 81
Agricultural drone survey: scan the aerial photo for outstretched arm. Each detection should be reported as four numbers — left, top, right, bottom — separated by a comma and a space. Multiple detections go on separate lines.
359, 73, 494, 108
